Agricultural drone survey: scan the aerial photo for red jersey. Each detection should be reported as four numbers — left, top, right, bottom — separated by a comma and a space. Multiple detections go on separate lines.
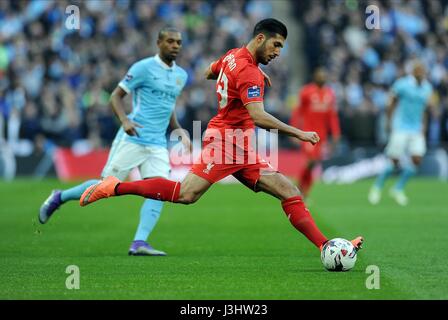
290, 83, 340, 142
207, 47, 265, 131
189, 47, 275, 187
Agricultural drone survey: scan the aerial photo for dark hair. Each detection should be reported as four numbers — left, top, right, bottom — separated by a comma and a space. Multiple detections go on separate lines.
158, 26, 180, 40
253, 18, 287, 39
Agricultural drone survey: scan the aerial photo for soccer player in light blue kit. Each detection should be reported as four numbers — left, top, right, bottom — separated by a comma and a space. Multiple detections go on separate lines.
369, 62, 433, 206
39, 27, 190, 255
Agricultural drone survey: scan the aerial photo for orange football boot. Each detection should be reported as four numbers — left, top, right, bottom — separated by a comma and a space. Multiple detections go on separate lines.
351, 236, 364, 251
80, 176, 121, 207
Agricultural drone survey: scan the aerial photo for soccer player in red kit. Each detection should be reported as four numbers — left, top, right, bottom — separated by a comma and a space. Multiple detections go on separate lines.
80, 19, 363, 253
290, 68, 341, 197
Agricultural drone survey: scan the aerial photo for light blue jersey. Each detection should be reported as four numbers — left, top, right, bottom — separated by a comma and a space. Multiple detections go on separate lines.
117, 55, 188, 147
391, 75, 432, 133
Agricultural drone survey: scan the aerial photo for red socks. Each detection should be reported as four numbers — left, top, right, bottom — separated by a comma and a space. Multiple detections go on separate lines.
116, 178, 181, 202
282, 196, 328, 249
115, 180, 326, 249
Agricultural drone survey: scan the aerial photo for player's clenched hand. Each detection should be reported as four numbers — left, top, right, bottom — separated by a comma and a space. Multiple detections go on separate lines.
298, 131, 320, 145
122, 119, 143, 137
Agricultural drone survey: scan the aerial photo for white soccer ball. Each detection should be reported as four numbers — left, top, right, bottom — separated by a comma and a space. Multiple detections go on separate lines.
320, 238, 357, 271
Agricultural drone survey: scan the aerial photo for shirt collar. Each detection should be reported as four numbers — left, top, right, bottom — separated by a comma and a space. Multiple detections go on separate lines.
155, 54, 176, 70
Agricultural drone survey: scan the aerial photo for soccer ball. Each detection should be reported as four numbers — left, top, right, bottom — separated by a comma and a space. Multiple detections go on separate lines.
321, 238, 357, 271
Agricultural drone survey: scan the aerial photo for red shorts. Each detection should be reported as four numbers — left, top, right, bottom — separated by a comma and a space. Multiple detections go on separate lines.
190, 129, 276, 191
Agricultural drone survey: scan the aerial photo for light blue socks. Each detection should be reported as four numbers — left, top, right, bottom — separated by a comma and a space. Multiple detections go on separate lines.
394, 163, 417, 191
374, 161, 394, 189
133, 199, 164, 241
60, 179, 100, 203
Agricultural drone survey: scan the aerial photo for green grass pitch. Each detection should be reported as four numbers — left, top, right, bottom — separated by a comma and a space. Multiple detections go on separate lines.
1, 178, 447, 299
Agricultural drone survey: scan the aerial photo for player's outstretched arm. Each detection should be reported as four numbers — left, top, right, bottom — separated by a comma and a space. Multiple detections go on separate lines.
109, 86, 143, 137
246, 101, 319, 145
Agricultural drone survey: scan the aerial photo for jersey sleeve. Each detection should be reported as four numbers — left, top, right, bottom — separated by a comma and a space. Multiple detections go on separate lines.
210, 49, 235, 76
119, 61, 146, 94
237, 65, 265, 106
210, 57, 224, 76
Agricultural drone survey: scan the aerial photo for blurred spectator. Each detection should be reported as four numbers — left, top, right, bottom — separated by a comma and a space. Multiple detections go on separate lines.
20, 101, 40, 141
4, 0, 446, 153
293, 0, 448, 148
0, 0, 287, 152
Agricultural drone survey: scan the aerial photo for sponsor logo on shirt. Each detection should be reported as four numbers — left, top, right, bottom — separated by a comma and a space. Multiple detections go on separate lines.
247, 86, 261, 98
151, 89, 177, 101
125, 74, 133, 81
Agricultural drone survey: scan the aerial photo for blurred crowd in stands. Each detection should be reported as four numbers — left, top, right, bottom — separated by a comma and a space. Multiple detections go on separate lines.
294, 0, 448, 148
1, 0, 447, 158
0, 0, 289, 155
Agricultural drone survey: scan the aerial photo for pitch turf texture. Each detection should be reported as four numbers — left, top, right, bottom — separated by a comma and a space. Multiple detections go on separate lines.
1, 178, 447, 299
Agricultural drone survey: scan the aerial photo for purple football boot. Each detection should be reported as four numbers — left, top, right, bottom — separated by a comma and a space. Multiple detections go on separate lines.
128, 240, 167, 256
39, 190, 62, 224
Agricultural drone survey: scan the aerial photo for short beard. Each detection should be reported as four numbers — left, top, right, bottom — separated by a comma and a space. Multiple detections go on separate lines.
256, 41, 268, 65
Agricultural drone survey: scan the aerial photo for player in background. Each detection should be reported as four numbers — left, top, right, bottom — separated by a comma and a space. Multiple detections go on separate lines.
368, 62, 433, 206
39, 27, 190, 256
290, 68, 340, 198
79, 19, 363, 253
